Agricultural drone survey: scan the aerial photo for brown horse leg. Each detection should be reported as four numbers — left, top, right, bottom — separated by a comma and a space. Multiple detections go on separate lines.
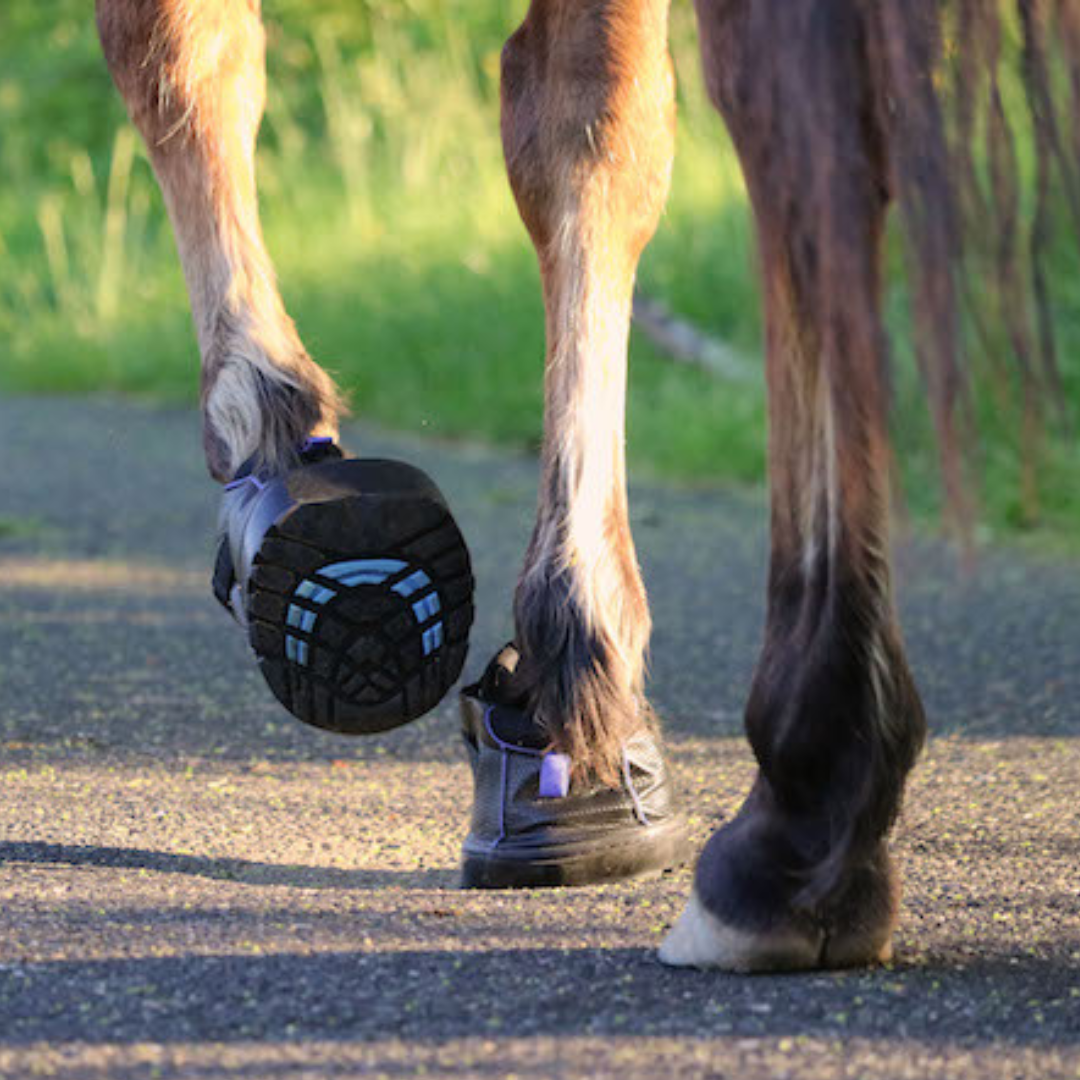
96, 0, 344, 481
662, 0, 927, 969
498, 0, 675, 783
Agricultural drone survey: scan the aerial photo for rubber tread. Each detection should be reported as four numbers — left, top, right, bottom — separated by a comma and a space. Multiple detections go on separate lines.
248, 493, 474, 735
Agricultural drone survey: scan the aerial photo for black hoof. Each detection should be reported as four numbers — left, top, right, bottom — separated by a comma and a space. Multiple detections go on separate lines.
216, 452, 474, 735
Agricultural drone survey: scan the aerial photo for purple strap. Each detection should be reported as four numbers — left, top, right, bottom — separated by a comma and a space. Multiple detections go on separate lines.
224, 436, 332, 490
539, 753, 571, 799
223, 474, 267, 493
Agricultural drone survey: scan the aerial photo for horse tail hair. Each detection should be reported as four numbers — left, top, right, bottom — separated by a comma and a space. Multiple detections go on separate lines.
867, 0, 1080, 527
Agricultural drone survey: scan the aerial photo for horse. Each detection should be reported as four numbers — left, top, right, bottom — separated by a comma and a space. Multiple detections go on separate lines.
94, 0, 1079, 971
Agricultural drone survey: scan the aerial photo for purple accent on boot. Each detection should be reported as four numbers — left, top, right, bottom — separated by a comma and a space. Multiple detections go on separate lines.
224, 474, 267, 493
482, 707, 542, 757
539, 753, 571, 799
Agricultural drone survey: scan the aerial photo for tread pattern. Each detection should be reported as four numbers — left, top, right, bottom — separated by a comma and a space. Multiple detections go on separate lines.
247, 495, 474, 735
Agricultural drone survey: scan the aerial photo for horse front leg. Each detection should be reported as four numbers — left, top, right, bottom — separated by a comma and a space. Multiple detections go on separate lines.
96, 0, 342, 480
505, 0, 676, 782
96, 0, 474, 735
458, 0, 689, 888
661, 0, 927, 968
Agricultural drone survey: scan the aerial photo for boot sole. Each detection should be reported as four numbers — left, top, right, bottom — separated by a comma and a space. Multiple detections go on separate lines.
246, 488, 474, 735
461, 815, 692, 889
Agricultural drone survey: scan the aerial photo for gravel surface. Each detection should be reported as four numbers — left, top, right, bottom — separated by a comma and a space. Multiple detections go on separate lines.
0, 397, 1077, 1079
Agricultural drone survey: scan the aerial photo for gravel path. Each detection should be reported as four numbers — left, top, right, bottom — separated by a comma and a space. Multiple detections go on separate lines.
0, 397, 1076, 1079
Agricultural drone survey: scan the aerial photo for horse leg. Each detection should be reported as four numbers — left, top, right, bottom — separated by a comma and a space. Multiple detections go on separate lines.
95, 0, 343, 481
661, 0, 927, 969
95, 0, 474, 735
458, 0, 688, 888
502, 0, 675, 781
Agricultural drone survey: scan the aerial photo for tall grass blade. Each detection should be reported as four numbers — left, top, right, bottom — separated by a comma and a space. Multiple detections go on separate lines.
96, 125, 136, 322
36, 194, 71, 314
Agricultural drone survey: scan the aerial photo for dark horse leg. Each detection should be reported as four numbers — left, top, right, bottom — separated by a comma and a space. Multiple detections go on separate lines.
95, 0, 344, 480
662, 0, 927, 969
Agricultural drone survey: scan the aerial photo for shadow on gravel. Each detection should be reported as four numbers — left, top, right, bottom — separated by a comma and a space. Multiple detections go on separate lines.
0, 842, 448, 890
1, 946, 1075, 1049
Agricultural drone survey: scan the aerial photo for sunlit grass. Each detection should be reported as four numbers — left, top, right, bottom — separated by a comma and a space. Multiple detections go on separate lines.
1, 1, 1077, 551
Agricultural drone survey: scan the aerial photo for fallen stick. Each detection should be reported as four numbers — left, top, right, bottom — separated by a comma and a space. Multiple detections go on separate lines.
632, 292, 758, 383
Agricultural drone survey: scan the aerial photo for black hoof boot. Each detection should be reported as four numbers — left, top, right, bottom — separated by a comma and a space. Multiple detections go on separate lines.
458, 646, 690, 889
214, 439, 474, 735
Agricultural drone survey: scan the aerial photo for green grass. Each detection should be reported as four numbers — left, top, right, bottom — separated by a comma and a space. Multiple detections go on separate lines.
0, 515, 45, 540
1, 1, 1077, 552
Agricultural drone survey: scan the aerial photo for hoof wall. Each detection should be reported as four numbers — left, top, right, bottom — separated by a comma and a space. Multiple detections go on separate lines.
659, 891, 821, 972
660, 890, 895, 972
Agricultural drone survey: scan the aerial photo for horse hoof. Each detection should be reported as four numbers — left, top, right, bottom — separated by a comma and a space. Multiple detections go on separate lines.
659, 887, 895, 972
215, 447, 475, 735
659, 889, 821, 972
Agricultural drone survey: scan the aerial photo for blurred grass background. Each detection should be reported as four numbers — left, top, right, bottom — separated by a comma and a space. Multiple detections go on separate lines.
1, 1, 1078, 549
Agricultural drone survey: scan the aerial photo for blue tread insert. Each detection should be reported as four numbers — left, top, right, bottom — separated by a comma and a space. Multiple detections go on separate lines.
285, 559, 443, 667
320, 559, 406, 582
411, 593, 442, 623
392, 570, 432, 598
337, 571, 397, 587
296, 581, 337, 606
422, 624, 444, 656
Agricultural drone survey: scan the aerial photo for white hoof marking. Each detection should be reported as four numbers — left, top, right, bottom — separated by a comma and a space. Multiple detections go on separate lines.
659, 889, 821, 972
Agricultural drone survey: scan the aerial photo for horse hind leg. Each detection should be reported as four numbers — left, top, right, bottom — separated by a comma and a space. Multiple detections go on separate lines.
661, 0, 926, 970
95, 0, 344, 481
